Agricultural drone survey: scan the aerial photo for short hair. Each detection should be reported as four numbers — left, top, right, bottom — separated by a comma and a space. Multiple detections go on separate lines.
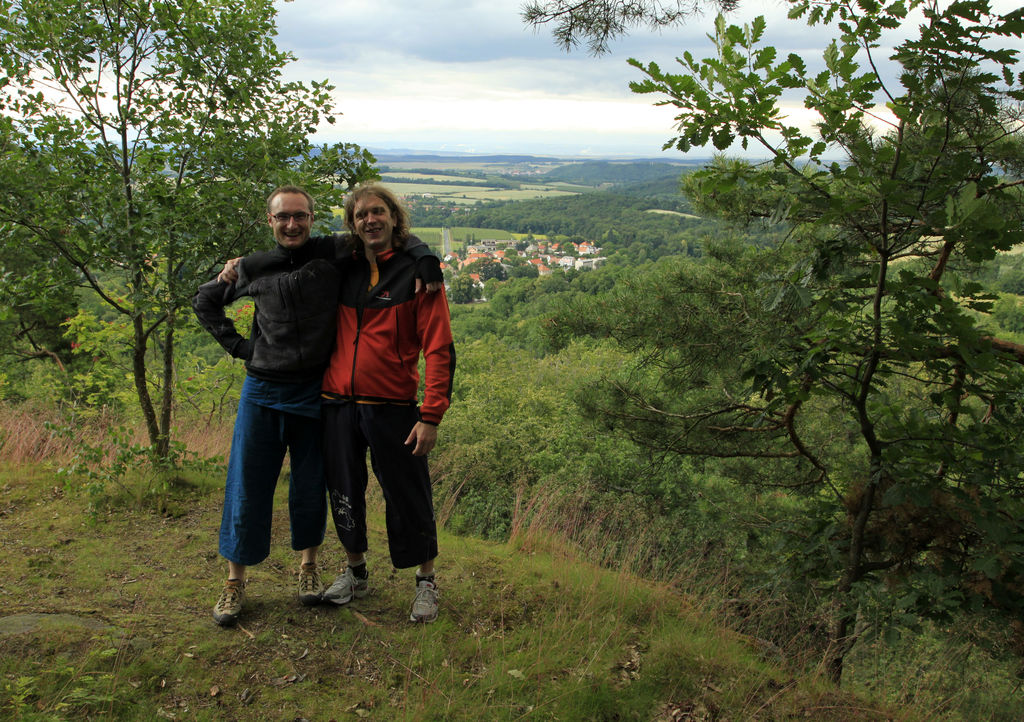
343, 183, 410, 250
266, 185, 314, 215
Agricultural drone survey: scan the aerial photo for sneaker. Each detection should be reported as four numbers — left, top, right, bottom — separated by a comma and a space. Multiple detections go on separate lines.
297, 562, 324, 606
409, 578, 439, 623
213, 579, 245, 626
324, 566, 369, 605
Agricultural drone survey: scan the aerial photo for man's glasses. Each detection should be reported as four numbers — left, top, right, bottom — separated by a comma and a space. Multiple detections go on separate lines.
271, 212, 311, 223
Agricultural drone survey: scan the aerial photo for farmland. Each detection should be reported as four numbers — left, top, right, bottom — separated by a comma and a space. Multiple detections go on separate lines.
377, 168, 592, 204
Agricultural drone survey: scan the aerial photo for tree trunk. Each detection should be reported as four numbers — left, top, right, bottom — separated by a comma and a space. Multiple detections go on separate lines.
132, 313, 163, 457
824, 456, 880, 685
157, 316, 175, 460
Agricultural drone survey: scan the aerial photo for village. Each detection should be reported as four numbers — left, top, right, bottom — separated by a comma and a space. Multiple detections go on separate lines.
440, 231, 607, 293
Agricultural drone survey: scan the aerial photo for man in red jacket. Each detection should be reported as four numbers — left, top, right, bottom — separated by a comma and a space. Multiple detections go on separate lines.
320, 183, 455, 623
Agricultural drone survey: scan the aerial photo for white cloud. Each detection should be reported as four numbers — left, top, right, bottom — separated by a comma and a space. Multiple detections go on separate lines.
272, 0, 1024, 158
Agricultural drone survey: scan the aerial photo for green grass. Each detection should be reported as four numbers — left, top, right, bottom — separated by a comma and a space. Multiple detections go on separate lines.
0, 461, 905, 720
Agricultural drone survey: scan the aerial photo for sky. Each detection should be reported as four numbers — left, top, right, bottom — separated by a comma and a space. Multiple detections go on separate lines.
271, 0, 1024, 160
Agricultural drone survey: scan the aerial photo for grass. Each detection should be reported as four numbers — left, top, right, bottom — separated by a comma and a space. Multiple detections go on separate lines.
0, 460, 907, 721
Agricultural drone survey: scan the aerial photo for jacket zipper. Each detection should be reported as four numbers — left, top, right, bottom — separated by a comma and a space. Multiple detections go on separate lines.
349, 263, 369, 398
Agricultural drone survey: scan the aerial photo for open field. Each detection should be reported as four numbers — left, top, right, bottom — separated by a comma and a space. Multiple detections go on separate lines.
379, 159, 569, 174
381, 172, 492, 184
646, 208, 701, 220
386, 182, 578, 203
411, 228, 551, 251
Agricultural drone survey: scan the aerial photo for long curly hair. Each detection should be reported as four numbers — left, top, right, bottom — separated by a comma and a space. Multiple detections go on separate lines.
343, 183, 410, 253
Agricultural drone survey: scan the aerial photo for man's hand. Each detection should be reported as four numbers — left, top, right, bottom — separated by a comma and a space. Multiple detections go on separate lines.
217, 257, 242, 284
405, 421, 438, 456
414, 279, 444, 294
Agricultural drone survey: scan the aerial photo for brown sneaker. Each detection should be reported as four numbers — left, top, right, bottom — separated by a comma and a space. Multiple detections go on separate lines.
297, 562, 324, 606
213, 579, 246, 626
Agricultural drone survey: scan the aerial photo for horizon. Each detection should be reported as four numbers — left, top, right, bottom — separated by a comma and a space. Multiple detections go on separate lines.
366, 147, 715, 163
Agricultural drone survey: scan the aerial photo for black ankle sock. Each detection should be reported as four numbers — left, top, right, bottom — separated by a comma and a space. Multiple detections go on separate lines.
349, 562, 368, 579
416, 574, 435, 585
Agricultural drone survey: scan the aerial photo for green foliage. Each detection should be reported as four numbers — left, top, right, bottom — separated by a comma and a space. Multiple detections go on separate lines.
448, 274, 480, 304
0, 222, 79, 393
61, 310, 138, 411
50, 422, 221, 515
991, 295, 1024, 335
2, 653, 121, 718
463, 257, 507, 282
433, 337, 777, 585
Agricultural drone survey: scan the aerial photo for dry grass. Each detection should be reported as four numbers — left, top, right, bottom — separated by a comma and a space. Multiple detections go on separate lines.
0, 402, 233, 466
0, 401, 111, 463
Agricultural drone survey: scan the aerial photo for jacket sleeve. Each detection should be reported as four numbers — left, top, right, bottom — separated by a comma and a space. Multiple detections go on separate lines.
416, 288, 455, 425
406, 235, 443, 285
191, 278, 252, 360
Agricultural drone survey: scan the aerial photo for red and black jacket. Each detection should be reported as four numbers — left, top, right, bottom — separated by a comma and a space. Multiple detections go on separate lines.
321, 247, 455, 425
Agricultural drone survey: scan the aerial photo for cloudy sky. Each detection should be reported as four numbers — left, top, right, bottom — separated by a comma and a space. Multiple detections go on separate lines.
271, 0, 1023, 159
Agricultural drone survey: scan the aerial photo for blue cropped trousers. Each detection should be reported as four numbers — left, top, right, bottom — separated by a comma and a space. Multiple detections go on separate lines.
218, 385, 327, 566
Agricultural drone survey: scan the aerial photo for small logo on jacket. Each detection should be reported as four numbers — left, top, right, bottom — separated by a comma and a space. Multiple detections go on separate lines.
375, 290, 392, 302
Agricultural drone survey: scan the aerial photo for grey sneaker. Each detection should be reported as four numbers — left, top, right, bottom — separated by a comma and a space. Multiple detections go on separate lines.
324, 566, 369, 605
297, 562, 324, 606
410, 578, 438, 623
213, 579, 246, 626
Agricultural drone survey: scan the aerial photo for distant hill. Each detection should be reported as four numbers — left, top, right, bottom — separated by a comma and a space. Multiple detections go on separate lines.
369, 149, 713, 165
372, 152, 553, 164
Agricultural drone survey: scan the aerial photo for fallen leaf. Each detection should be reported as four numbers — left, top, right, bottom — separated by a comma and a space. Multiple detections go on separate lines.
209, 686, 220, 697
352, 610, 380, 627
270, 673, 306, 687
508, 669, 525, 680
296, 648, 309, 660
